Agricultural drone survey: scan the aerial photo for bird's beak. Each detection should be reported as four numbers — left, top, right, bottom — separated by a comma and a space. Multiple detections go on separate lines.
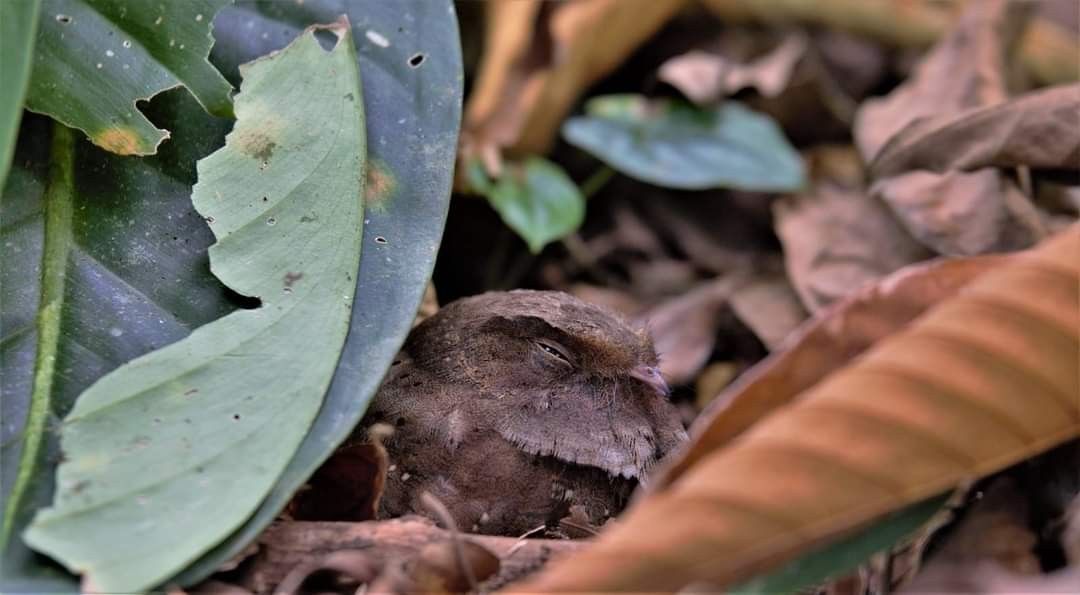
630, 365, 670, 397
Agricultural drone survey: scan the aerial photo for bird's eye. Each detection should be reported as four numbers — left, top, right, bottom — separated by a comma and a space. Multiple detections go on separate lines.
535, 340, 573, 366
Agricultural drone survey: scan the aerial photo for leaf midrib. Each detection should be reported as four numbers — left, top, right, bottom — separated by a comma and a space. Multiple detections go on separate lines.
1, 123, 74, 550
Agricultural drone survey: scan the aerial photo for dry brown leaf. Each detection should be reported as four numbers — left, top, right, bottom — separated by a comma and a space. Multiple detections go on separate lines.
1066, 494, 1080, 564
853, 0, 1026, 163
728, 263, 808, 351
871, 170, 1046, 256
287, 424, 391, 522
907, 566, 1080, 594
234, 519, 580, 594
638, 278, 738, 386
774, 183, 933, 313
694, 362, 738, 411
509, 226, 1079, 593
667, 254, 1010, 486
276, 550, 378, 595
871, 83, 1080, 179
375, 540, 500, 594
855, 0, 1048, 257
463, 0, 686, 160
658, 34, 808, 104
901, 478, 1040, 595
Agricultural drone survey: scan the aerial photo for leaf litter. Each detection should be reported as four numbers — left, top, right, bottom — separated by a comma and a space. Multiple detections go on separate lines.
153, 0, 1080, 592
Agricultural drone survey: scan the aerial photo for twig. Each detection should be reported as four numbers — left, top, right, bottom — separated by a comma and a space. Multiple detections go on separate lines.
420, 491, 479, 593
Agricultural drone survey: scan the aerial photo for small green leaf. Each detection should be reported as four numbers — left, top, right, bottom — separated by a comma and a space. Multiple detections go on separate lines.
23, 19, 365, 593
732, 495, 948, 594
26, 0, 235, 156
562, 94, 805, 192
479, 157, 584, 254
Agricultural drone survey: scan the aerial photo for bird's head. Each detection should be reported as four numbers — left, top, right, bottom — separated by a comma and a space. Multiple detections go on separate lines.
410, 290, 687, 479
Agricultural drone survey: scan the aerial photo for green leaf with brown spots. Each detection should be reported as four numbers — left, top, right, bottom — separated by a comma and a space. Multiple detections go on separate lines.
25, 0, 234, 156
22, 19, 365, 592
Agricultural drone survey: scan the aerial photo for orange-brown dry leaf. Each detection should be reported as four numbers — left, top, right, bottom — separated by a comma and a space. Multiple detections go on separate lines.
510, 226, 1079, 593
462, 0, 686, 161
661, 253, 1009, 487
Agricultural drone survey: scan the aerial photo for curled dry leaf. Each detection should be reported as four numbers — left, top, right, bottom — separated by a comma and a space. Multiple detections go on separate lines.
509, 226, 1079, 593
658, 34, 808, 104
855, 0, 1046, 257
463, 0, 686, 160
853, 0, 1025, 162
774, 183, 933, 313
871, 83, 1080, 179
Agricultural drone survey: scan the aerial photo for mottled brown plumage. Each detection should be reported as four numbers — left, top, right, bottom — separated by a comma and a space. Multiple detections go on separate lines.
361, 290, 687, 535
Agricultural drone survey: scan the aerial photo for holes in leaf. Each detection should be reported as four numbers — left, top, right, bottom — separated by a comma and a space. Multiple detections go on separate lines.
314, 28, 338, 52
408, 53, 425, 68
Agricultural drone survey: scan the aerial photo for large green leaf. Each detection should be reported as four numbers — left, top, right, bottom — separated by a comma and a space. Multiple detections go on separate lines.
562, 94, 805, 192
470, 158, 585, 254
1, 1, 461, 591
26, 0, 235, 155
22, 20, 366, 592
174, 1, 462, 585
0, 103, 236, 595
0, 0, 41, 190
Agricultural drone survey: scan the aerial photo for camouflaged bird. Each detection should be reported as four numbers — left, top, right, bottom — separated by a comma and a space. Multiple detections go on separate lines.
362, 290, 687, 535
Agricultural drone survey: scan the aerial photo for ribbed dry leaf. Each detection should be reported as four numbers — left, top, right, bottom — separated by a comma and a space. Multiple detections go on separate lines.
870, 84, 1080, 179
510, 226, 1079, 593
462, 0, 685, 160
